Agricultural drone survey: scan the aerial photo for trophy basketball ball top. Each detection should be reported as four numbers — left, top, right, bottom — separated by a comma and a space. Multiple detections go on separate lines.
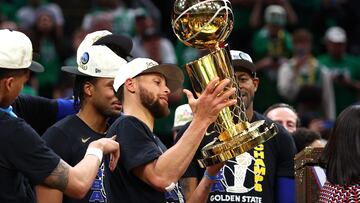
172, 0, 277, 168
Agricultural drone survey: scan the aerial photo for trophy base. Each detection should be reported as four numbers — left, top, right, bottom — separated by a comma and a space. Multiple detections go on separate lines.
197, 120, 278, 168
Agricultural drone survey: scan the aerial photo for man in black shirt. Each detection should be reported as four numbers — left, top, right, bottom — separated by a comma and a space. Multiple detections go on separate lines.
177, 50, 297, 203
0, 29, 120, 203
106, 57, 237, 202
37, 32, 131, 203
11, 30, 133, 135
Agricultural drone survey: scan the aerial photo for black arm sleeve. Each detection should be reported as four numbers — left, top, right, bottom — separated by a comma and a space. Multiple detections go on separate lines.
12, 95, 58, 135
111, 117, 163, 172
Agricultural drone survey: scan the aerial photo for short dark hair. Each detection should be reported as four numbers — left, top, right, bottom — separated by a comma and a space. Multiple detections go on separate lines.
264, 103, 301, 127
319, 105, 360, 185
115, 85, 124, 103
292, 127, 321, 152
0, 68, 29, 80
73, 75, 98, 109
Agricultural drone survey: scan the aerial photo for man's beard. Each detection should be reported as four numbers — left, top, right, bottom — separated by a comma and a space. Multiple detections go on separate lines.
139, 85, 170, 118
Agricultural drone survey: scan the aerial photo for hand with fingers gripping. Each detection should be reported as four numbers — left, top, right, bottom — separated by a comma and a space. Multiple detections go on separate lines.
183, 77, 237, 126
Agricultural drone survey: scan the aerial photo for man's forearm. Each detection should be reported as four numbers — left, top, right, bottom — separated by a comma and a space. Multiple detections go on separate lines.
179, 177, 198, 200
187, 177, 215, 203
154, 118, 209, 184
44, 155, 101, 198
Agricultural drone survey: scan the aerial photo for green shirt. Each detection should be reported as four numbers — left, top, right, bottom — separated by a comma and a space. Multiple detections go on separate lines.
317, 54, 360, 114
252, 28, 293, 61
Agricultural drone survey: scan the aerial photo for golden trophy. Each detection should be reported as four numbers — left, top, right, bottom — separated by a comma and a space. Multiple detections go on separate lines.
172, 0, 278, 168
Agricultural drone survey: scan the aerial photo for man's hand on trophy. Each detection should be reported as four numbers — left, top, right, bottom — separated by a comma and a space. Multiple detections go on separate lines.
183, 77, 237, 126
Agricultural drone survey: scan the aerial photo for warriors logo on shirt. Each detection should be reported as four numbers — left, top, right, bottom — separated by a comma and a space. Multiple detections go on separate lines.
89, 163, 107, 202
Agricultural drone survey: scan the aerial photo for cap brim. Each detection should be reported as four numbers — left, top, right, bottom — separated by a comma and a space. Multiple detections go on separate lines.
61, 66, 87, 76
93, 34, 133, 59
233, 59, 256, 76
142, 64, 184, 92
28, 61, 44, 72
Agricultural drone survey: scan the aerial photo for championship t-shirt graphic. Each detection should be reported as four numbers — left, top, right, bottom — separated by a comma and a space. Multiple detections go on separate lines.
209, 144, 266, 203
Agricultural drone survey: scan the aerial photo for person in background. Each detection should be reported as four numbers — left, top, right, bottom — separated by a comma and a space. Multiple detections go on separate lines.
318, 26, 360, 115
264, 103, 299, 134
277, 29, 335, 122
29, 7, 65, 98
251, 4, 293, 113
172, 103, 193, 140
16, 0, 64, 34
318, 105, 360, 202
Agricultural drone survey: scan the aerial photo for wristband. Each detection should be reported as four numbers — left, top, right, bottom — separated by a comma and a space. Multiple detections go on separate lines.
204, 170, 217, 181
165, 182, 176, 192
85, 147, 103, 164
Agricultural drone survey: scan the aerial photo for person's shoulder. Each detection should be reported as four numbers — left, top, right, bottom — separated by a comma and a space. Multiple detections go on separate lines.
107, 115, 146, 136
0, 113, 28, 129
0, 114, 38, 138
42, 115, 79, 138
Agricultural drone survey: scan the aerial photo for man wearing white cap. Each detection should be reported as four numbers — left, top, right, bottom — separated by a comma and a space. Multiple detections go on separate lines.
0, 29, 120, 203
176, 50, 296, 203
10, 30, 133, 135
36, 44, 126, 203
318, 26, 360, 115
107, 57, 237, 202
35, 31, 132, 203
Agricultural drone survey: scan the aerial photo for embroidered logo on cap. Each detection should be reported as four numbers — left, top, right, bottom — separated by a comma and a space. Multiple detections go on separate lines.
146, 61, 157, 69
79, 52, 89, 70
80, 52, 89, 64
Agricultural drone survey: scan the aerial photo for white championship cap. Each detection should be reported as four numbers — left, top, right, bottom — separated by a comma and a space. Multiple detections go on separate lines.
0, 29, 43, 72
62, 45, 127, 78
113, 58, 184, 92
76, 30, 112, 64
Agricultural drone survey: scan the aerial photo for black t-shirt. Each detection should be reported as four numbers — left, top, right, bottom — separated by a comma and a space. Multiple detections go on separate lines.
42, 115, 110, 203
12, 95, 58, 135
177, 111, 296, 203
0, 112, 60, 203
105, 115, 184, 203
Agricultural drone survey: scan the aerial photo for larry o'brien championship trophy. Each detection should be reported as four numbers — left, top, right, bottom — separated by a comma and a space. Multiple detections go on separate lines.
172, 0, 278, 168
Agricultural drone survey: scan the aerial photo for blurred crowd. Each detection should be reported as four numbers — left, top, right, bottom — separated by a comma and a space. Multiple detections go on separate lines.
1, 0, 360, 146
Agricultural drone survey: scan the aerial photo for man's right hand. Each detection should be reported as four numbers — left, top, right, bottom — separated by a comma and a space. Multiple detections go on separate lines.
184, 77, 237, 126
